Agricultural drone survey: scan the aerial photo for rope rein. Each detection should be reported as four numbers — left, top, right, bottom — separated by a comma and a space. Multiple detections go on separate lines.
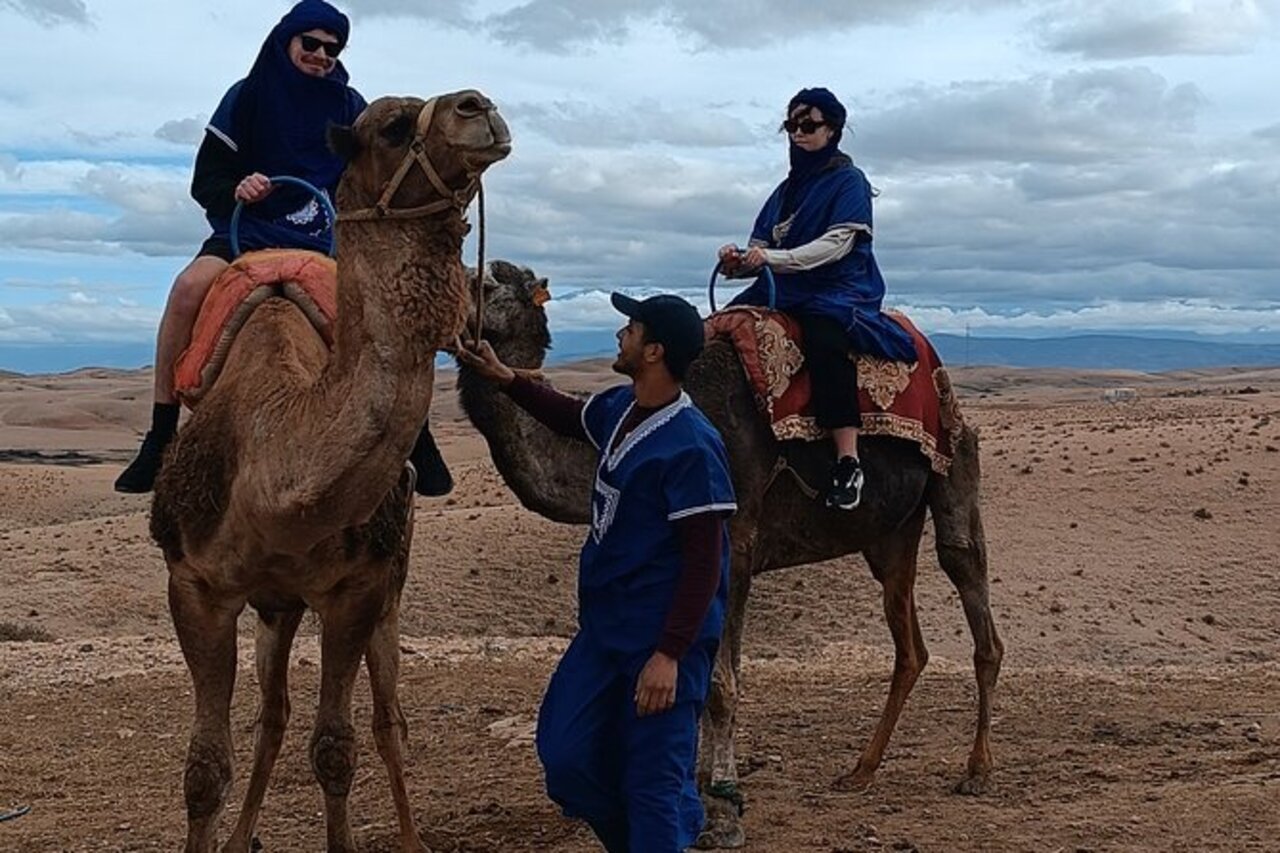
472, 183, 486, 346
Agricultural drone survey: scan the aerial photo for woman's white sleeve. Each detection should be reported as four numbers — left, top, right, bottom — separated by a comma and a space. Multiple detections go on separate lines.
762, 224, 866, 272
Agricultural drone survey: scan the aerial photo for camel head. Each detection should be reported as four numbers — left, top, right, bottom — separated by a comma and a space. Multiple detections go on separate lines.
330, 90, 511, 219
468, 259, 552, 368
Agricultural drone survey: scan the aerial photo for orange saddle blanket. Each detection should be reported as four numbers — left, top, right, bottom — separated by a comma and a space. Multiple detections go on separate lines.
174, 249, 338, 406
704, 307, 964, 474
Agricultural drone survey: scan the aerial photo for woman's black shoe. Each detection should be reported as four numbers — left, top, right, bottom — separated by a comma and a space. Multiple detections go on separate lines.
409, 425, 453, 497
113, 431, 171, 494
825, 455, 864, 511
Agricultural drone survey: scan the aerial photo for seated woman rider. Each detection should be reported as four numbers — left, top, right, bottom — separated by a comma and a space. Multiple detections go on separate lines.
719, 86, 916, 511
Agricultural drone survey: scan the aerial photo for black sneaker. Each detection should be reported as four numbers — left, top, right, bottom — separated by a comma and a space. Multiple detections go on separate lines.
113, 430, 171, 494
409, 424, 453, 497
825, 455, 864, 511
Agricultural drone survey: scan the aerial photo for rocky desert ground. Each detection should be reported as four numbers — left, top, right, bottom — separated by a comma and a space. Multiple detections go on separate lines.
1, 362, 1277, 851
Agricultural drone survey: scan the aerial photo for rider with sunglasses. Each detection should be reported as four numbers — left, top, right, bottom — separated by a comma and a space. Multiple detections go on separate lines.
114, 1, 460, 498
718, 87, 917, 511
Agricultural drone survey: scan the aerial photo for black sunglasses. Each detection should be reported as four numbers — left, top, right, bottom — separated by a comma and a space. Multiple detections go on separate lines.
782, 117, 826, 135
298, 34, 343, 58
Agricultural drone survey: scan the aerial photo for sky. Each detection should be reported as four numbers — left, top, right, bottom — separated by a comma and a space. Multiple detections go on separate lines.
1, 0, 1278, 369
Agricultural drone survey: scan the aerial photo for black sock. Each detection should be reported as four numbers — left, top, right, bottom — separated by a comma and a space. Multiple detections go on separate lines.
151, 403, 180, 440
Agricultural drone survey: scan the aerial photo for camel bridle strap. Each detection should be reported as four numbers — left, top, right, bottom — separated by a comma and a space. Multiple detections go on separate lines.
337, 98, 480, 223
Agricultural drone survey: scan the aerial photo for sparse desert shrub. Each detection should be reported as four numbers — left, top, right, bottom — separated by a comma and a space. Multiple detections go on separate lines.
0, 621, 55, 642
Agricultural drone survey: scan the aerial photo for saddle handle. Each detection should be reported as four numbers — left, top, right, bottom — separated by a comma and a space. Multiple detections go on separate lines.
229, 175, 338, 260
708, 259, 776, 314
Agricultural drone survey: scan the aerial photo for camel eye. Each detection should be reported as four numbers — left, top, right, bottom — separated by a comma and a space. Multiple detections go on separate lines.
379, 115, 413, 146
457, 96, 484, 117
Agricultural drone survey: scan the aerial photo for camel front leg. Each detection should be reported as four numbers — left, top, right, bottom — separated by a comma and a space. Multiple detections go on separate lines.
169, 571, 244, 853
836, 508, 928, 791
312, 586, 382, 853
694, 541, 755, 850
366, 599, 428, 852
224, 608, 305, 853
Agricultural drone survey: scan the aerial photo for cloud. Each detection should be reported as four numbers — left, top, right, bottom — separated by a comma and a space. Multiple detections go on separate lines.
1254, 122, 1280, 141
0, 292, 159, 343
858, 67, 1205, 167
346, 0, 473, 27
1033, 0, 1276, 59
506, 100, 757, 148
154, 117, 206, 146
484, 0, 1022, 52
0, 0, 89, 26
0, 160, 205, 256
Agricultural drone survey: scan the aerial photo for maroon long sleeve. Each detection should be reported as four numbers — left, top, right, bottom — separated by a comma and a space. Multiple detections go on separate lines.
503, 374, 588, 440
657, 511, 728, 660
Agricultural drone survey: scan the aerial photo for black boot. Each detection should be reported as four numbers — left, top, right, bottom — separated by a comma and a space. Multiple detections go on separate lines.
409, 424, 453, 497
113, 430, 172, 494
825, 455, 865, 511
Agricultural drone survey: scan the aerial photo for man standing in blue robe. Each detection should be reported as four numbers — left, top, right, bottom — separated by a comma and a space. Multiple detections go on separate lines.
461, 293, 736, 851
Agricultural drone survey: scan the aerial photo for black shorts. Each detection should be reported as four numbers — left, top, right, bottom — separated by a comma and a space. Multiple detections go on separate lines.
197, 235, 235, 263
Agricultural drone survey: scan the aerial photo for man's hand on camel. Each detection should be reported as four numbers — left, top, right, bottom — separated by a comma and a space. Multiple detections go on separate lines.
458, 339, 517, 386
235, 172, 274, 204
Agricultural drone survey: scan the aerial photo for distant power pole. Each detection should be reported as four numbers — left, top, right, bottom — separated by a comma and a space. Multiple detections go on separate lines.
965, 323, 971, 367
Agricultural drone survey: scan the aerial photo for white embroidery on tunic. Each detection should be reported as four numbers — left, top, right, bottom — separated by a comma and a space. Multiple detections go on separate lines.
591, 477, 621, 544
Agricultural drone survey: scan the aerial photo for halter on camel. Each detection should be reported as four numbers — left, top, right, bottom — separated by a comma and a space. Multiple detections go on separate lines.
337, 96, 490, 344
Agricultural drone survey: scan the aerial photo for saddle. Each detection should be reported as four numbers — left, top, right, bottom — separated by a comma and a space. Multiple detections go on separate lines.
704, 307, 964, 474
174, 249, 338, 406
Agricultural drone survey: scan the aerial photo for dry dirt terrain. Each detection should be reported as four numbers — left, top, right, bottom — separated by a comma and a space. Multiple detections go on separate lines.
1, 363, 1278, 851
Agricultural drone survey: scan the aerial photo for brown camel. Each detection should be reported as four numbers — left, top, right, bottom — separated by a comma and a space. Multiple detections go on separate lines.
149, 91, 511, 853
457, 260, 1003, 849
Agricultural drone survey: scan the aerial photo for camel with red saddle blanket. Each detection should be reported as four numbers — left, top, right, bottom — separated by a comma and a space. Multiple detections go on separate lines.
149, 91, 510, 853
458, 260, 1003, 850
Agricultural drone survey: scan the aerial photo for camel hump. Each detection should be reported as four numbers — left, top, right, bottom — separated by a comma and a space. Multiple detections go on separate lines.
174, 249, 339, 408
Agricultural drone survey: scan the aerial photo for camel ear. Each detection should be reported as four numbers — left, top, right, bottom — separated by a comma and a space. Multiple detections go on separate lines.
327, 123, 360, 160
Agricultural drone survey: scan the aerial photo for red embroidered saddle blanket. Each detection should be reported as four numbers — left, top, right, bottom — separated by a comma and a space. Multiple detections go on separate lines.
174, 249, 338, 407
704, 307, 964, 474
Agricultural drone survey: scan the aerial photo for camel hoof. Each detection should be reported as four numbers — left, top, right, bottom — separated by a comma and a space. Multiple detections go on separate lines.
953, 771, 991, 796
833, 769, 875, 792
693, 823, 746, 849
694, 793, 746, 849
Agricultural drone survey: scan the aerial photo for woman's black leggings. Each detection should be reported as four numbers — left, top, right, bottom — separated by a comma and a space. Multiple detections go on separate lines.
797, 313, 861, 430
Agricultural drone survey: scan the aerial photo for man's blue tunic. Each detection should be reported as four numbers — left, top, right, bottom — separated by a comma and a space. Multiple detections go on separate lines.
536, 386, 736, 851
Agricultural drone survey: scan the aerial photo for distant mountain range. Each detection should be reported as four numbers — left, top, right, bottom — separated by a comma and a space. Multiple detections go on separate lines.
544, 330, 1280, 373
2, 332, 1278, 376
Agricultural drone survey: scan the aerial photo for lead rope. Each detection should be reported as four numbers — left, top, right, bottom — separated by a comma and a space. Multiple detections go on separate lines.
471, 181, 487, 346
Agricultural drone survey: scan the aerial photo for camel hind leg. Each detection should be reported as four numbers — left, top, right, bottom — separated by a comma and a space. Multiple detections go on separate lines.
224, 608, 305, 853
364, 488, 428, 853
835, 505, 929, 791
928, 423, 1003, 794
310, 579, 386, 853
694, 537, 756, 850
366, 599, 427, 852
